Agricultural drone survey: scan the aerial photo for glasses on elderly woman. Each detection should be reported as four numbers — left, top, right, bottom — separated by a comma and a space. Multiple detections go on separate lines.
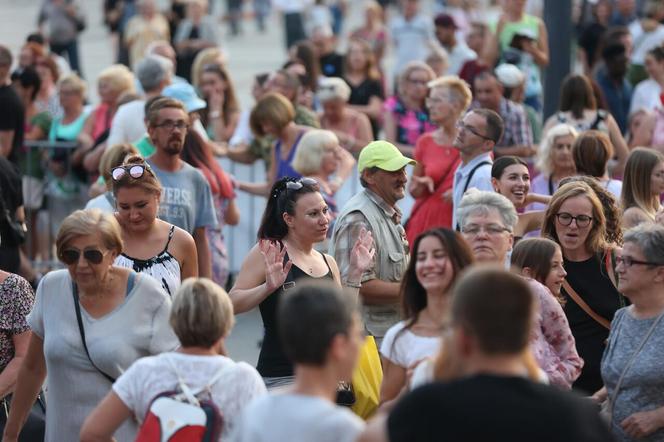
616, 256, 664, 268
111, 164, 152, 181
60, 248, 108, 265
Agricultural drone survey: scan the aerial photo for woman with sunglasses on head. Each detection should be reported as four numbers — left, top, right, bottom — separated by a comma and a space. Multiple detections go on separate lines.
230, 177, 374, 389
111, 156, 198, 297
541, 181, 627, 394
379, 228, 473, 403
2, 209, 178, 442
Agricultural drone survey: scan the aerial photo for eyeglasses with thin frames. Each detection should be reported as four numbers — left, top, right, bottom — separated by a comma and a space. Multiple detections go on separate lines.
461, 224, 511, 236
616, 256, 664, 268
455, 121, 492, 141
154, 120, 189, 131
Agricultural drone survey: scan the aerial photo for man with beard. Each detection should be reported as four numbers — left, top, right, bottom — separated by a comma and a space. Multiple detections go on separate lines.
145, 97, 217, 277
330, 141, 414, 344
451, 108, 503, 231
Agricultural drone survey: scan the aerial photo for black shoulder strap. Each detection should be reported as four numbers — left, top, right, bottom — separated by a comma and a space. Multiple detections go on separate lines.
462, 161, 492, 194
72, 282, 116, 383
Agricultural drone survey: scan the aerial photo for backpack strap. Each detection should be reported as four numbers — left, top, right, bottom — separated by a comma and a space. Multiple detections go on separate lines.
166, 355, 235, 400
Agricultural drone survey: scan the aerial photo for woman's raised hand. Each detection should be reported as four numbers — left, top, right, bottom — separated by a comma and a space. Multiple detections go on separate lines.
350, 228, 375, 277
260, 240, 292, 293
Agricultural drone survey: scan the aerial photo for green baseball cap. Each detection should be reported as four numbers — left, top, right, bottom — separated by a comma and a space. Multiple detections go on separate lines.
357, 141, 416, 173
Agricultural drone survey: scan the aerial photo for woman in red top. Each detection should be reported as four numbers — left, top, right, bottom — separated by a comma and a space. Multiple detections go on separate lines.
406, 76, 472, 244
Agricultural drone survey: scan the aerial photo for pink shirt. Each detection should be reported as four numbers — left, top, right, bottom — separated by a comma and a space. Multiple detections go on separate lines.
527, 278, 584, 389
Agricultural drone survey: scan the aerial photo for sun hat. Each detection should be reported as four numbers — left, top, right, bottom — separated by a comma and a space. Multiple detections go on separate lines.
161, 82, 207, 113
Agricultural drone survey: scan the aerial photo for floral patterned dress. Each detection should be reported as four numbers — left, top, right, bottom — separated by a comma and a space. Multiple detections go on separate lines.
0, 274, 34, 372
207, 195, 231, 288
384, 96, 436, 147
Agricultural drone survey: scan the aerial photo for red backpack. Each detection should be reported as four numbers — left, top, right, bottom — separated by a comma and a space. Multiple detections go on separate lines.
135, 358, 230, 442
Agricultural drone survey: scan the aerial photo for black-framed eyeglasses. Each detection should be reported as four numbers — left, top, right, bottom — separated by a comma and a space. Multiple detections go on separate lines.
154, 120, 189, 131
59, 248, 107, 265
555, 212, 593, 227
111, 164, 152, 181
456, 121, 492, 140
616, 256, 664, 268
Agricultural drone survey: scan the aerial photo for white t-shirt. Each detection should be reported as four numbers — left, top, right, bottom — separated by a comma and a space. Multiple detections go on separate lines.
629, 21, 664, 65
604, 178, 623, 200
107, 100, 147, 147
447, 41, 477, 75
230, 393, 364, 442
113, 352, 267, 440
84, 192, 114, 213
380, 320, 441, 369
630, 78, 663, 115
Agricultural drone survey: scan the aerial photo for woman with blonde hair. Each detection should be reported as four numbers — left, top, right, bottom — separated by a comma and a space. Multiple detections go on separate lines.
292, 129, 355, 232
541, 181, 627, 393
343, 37, 384, 138
318, 76, 373, 153
528, 123, 578, 211
2, 209, 178, 441
80, 278, 267, 441
112, 155, 198, 296
79, 65, 136, 176
621, 147, 664, 229
384, 61, 436, 155
406, 75, 471, 242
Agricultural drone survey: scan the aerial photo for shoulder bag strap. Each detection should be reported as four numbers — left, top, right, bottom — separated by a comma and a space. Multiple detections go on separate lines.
71, 282, 116, 383
604, 249, 619, 291
561, 279, 611, 330
607, 311, 664, 425
462, 161, 492, 194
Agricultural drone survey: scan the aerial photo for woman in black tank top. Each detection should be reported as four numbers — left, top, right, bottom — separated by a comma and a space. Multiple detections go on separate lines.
229, 178, 374, 388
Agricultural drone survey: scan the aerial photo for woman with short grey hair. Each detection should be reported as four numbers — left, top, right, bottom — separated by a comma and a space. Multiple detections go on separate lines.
596, 223, 664, 441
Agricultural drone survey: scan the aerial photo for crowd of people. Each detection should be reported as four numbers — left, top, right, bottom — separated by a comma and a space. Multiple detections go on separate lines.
1, 0, 664, 441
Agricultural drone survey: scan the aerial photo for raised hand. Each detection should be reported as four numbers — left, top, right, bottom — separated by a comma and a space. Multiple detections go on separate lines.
350, 228, 375, 277
259, 240, 292, 293
411, 175, 435, 194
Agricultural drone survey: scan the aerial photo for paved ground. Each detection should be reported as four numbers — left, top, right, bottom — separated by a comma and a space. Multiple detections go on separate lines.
0, 0, 442, 363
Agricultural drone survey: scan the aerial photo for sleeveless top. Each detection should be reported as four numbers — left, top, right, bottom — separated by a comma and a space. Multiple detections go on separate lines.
256, 251, 334, 377
114, 225, 181, 297
556, 110, 609, 134
275, 131, 305, 180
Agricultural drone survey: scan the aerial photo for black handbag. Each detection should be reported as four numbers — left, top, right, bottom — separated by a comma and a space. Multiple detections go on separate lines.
3, 210, 26, 245
0, 392, 46, 442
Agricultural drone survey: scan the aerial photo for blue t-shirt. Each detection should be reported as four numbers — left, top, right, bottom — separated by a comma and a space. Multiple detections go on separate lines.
146, 159, 218, 234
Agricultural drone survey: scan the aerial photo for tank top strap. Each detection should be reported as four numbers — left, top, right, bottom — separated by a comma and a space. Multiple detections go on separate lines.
319, 251, 333, 274
162, 225, 176, 254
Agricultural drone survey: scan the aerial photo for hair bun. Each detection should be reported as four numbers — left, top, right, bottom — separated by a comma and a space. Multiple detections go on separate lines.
123, 154, 146, 166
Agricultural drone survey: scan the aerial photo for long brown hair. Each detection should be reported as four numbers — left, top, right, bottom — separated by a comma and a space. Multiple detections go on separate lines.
344, 38, 381, 81
621, 147, 664, 219
200, 63, 239, 127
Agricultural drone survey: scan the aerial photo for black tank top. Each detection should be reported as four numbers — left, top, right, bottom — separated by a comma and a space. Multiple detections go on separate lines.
256, 252, 334, 377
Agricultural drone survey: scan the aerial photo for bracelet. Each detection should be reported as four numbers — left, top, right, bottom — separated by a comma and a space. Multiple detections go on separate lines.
345, 280, 361, 289
210, 110, 222, 119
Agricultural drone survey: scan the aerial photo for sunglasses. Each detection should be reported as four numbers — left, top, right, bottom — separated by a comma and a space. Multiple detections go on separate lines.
273, 177, 320, 199
59, 248, 107, 265
111, 164, 151, 181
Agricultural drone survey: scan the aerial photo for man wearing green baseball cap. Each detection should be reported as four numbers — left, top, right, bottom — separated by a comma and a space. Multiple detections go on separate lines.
330, 141, 415, 342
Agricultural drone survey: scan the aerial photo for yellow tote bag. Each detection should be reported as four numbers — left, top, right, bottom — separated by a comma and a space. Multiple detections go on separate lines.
350, 336, 383, 420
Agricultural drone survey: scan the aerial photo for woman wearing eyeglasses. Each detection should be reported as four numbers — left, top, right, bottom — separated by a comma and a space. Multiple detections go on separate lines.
230, 177, 373, 388
111, 156, 198, 297
594, 224, 664, 441
457, 190, 581, 388
2, 209, 178, 442
541, 181, 627, 394
406, 76, 470, 243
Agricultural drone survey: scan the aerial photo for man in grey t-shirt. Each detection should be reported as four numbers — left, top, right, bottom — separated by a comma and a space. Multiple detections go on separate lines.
231, 281, 365, 442
145, 97, 217, 278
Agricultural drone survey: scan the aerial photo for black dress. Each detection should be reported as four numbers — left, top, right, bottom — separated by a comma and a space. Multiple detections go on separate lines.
562, 253, 626, 394
256, 252, 334, 378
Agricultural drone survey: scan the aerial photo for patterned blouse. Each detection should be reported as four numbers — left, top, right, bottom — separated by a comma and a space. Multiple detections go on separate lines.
384, 96, 436, 147
527, 278, 584, 389
0, 274, 35, 371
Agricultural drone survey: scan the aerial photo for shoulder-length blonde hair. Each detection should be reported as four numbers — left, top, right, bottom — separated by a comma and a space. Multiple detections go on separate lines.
98, 64, 135, 96
621, 147, 664, 217
541, 181, 608, 254
427, 75, 472, 116
536, 124, 578, 177
292, 129, 338, 176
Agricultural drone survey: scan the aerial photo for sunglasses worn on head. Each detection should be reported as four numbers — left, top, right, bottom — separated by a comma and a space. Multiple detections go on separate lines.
273, 177, 320, 199
60, 249, 107, 265
112, 164, 150, 181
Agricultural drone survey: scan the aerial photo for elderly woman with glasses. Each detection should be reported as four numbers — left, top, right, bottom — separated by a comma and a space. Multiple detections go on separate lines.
2, 209, 178, 442
541, 181, 627, 394
593, 223, 664, 441
111, 156, 197, 297
458, 190, 582, 388
230, 177, 373, 389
